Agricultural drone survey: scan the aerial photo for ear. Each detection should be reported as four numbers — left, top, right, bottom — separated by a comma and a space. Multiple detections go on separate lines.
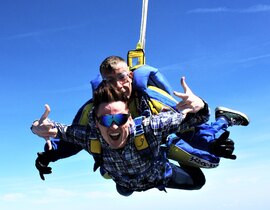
128, 115, 133, 125
128, 71, 133, 80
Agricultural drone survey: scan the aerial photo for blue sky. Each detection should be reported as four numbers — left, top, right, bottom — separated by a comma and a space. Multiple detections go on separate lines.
1, 0, 270, 209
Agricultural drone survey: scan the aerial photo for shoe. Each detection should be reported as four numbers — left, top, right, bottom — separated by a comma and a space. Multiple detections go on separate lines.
215, 107, 249, 126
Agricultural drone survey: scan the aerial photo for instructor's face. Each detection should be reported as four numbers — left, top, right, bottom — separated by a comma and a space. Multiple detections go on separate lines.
102, 62, 133, 99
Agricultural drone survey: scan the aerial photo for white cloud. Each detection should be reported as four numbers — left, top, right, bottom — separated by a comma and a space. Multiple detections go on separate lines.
4, 23, 87, 40
237, 53, 270, 63
188, 4, 270, 14
0, 193, 24, 202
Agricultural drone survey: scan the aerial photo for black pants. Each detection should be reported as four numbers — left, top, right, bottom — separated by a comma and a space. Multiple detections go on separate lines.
166, 163, 206, 190
116, 163, 205, 196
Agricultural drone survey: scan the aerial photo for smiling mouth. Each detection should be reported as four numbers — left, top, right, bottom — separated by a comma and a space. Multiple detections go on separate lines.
109, 133, 120, 141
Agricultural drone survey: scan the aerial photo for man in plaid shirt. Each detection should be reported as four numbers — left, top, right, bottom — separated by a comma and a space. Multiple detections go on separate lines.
34, 81, 248, 196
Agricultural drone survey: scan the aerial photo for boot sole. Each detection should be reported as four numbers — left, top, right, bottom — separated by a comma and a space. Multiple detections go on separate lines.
215, 107, 250, 126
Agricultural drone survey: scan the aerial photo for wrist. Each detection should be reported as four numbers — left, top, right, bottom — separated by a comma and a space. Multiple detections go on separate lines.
30, 120, 39, 134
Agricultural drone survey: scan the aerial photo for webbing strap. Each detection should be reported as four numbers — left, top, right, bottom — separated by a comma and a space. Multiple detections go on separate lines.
127, 0, 148, 69
138, 0, 148, 50
133, 116, 149, 151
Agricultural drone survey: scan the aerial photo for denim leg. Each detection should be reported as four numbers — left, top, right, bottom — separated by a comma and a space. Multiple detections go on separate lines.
166, 163, 205, 190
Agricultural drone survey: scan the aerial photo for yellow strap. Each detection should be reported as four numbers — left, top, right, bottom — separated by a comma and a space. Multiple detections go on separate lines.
127, 48, 145, 70
134, 134, 149, 150
78, 103, 93, 125
90, 139, 102, 154
168, 144, 219, 168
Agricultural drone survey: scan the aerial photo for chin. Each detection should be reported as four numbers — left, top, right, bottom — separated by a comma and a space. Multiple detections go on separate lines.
109, 139, 126, 149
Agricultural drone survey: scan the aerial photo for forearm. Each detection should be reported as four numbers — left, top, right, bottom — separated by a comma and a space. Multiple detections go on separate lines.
150, 105, 209, 140
55, 122, 90, 148
181, 100, 210, 128
43, 139, 83, 162
150, 111, 186, 137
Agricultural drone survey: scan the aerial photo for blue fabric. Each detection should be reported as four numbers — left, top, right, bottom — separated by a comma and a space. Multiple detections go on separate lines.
132, 65, 174, 95
167, 134, 220, 166
181, 118, 229, 151
90, 74, 102, 93
165, 118, 229, 165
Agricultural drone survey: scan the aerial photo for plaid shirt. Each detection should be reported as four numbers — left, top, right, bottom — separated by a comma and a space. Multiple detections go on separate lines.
56, 106, 209, 191
56, 93, 209, 191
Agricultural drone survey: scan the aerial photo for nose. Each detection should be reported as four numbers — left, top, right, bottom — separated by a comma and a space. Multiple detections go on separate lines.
115, 81, 123, 89
110, 122, 119, 129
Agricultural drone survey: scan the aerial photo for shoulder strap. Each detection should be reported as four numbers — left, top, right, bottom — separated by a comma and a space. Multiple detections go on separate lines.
133, 116, 153, 160
72, 99, 93, 125
133, 116, 149, 151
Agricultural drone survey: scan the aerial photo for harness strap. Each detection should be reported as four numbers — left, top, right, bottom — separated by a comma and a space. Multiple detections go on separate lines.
134, 116, 149, 150
90, 116, 152, 173
127, 0, 148, 70
138, 0, 148, 50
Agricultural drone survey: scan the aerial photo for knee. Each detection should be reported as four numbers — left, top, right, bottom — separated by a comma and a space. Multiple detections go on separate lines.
182, 165, 206, 190
116, 184, 134, 196
191, 169, 206, 190
193, 174, 206, 190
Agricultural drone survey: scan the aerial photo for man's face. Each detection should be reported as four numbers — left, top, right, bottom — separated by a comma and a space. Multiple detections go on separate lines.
102, 62, 133, 98
96, 101, 132, 149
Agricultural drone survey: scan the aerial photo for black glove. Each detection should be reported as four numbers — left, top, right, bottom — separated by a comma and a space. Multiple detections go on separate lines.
209, 131, 237, 160
35, 151, 53, 180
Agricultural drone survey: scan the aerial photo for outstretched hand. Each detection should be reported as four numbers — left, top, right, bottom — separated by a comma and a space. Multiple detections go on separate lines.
31, 104, 57, 150
173, 77, 205, 116
209, 131, 237, 160
35, 151, 53, 180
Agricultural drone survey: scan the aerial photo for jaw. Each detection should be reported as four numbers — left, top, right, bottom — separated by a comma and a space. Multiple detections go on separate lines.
107, 133, 126, 149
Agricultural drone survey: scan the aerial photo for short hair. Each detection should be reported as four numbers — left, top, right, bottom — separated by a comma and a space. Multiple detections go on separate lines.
99, 56, 127, 76
93, 80, 129, 114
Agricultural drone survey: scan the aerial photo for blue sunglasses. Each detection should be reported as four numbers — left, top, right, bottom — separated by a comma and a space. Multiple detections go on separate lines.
97, 113, 130, 127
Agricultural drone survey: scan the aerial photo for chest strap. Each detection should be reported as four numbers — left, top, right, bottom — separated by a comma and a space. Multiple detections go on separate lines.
89, 117, 151, 155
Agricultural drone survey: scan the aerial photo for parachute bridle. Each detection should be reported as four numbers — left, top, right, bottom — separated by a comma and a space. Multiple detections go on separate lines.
127, 0, 148, 70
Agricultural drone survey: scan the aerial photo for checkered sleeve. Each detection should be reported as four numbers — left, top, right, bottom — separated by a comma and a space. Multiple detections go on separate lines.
147, 111, 185, 139
55, 122, 91, 149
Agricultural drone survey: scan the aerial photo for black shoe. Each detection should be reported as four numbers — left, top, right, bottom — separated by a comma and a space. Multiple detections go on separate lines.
215, 107, 249, 126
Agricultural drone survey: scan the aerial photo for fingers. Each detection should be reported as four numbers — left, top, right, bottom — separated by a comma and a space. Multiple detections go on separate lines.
229, 154, 237, 160
46, 139, 53, 150
219, 139, 236, 160
173, 91, 187, 101
173, 77, 190, 99
181, 108, 193, 116
218, 130, 230, 141
34, 127, 57, 139
32, 104, 57, 139
39, 104, 51, 124
174, 77, 197, 111
36, 152, 52, 180
38, 166, 52, 180
181, 76, 191, 93
39, 171, 45, 180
